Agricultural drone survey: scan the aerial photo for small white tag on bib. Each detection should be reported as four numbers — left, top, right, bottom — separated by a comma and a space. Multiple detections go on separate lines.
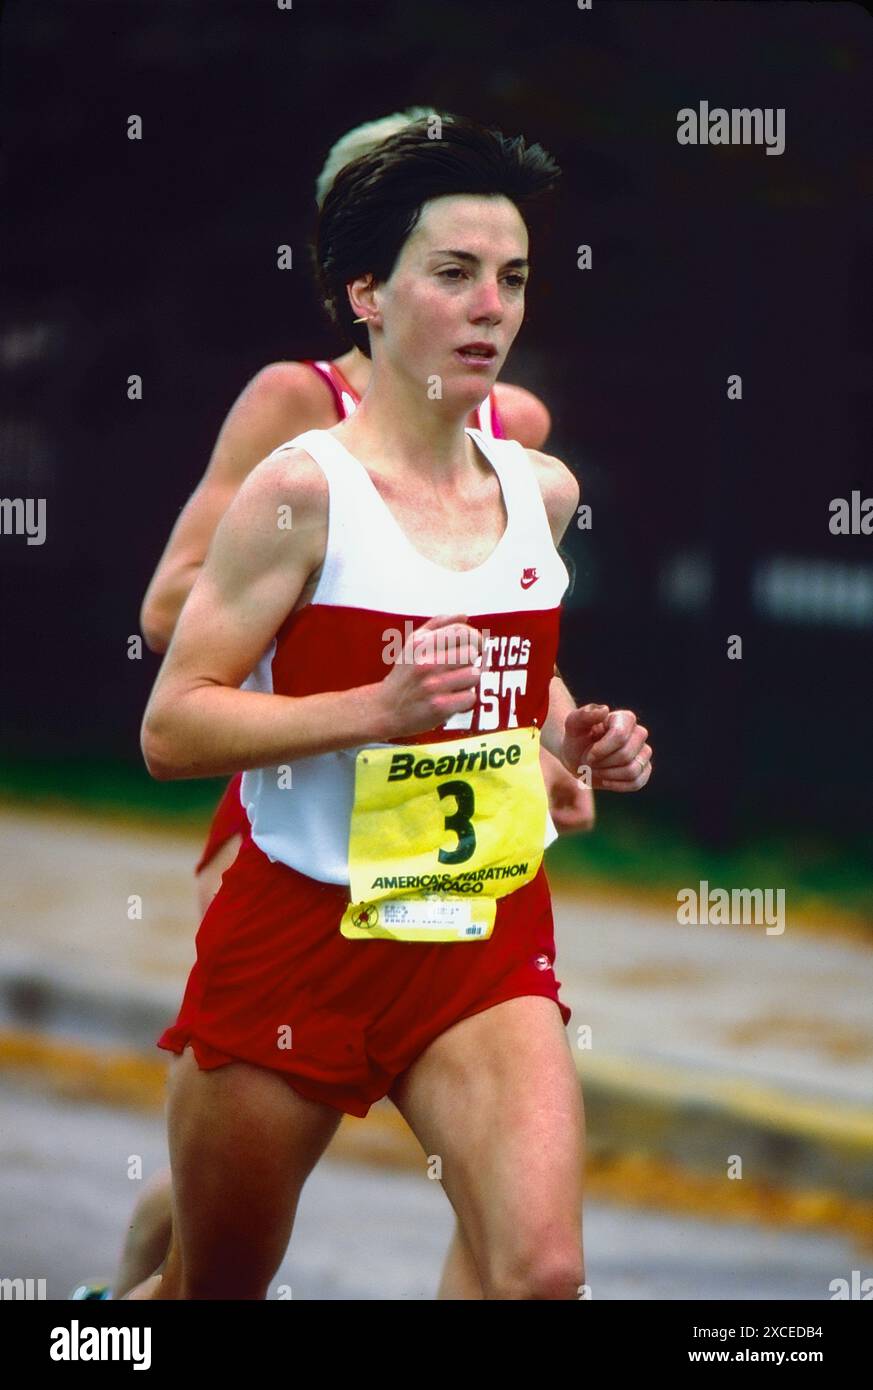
341, 893, 497, 941
380, 897, 487, 938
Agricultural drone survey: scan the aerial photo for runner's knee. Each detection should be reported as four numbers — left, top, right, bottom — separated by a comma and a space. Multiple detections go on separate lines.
482, 1238, 584, 1301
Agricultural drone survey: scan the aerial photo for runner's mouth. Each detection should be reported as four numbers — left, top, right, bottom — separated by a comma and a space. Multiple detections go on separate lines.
454, 343, 498, 368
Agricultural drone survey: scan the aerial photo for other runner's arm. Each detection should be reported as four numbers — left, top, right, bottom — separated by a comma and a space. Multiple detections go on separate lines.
140, 363, 318, 653
492, 382, 552, 449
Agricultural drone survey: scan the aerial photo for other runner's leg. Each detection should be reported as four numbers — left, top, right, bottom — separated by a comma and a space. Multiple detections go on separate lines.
113, 1170, 174, 1299
436, 1221, 485, 1300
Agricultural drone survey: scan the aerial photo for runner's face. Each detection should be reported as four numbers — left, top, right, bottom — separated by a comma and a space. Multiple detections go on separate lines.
374, 194, 529, 405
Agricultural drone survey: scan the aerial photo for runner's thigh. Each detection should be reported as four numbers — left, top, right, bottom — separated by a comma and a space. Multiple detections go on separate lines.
390, 996, 585, 1298
165, 1045, 342, 1297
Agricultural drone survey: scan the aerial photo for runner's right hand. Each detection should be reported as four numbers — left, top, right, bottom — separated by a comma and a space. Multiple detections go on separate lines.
377, 613, 482, 738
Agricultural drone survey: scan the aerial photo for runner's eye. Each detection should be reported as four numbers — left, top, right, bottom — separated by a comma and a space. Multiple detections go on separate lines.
438, 268, 526, 289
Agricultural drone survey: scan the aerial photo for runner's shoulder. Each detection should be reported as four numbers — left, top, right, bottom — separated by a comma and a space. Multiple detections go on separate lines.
196, 359, 334, 493
235, 358, 331, 426
519, 447, 581, 539
211, 446, 328, 586
492, 382, 551, 448
239, 440, 329, 529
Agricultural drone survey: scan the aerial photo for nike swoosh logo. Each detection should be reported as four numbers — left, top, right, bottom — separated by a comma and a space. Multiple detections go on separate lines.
520, 575, 538, 589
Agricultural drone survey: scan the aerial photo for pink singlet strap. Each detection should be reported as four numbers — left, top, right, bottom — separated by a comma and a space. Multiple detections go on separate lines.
488, 388, 506, 439
475, 389, 506, 439
303, 359, 360, 421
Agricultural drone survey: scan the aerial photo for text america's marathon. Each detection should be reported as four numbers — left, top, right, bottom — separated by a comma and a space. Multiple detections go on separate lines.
370, 862, 530, 892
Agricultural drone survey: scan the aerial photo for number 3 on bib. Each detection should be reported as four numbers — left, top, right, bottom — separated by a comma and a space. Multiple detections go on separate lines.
437, 779, 475, 863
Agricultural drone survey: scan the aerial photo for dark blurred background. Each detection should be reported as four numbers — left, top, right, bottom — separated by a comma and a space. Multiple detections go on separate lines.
1, 0, 871, 864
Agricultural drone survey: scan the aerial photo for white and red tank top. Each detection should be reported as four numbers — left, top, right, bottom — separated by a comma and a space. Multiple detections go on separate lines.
239, 411, 570, 885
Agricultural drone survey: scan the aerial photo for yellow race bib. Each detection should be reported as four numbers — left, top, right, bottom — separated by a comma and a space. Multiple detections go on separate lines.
340, 725, 547, 942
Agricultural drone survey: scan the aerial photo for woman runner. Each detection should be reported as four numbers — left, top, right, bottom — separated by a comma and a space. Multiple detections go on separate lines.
133, 116, 651, 1300
99, 110, 591, 1305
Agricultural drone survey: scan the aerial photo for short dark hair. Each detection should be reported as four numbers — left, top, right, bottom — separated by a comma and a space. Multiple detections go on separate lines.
313, 116, 561, 357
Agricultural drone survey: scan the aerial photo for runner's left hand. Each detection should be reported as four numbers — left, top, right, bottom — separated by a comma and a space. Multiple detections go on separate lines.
561, 704, 652, 792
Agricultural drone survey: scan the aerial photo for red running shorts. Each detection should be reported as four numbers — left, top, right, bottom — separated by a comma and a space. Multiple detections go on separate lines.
159, 835, 572, 1118
195, 773, 251, 875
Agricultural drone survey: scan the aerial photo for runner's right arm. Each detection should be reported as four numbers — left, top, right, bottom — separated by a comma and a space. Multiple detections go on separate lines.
140, 451, 481, 781
140, 364, 321, 653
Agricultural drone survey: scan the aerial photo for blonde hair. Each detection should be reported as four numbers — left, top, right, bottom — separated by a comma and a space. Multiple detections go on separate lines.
314, 106, 451, 208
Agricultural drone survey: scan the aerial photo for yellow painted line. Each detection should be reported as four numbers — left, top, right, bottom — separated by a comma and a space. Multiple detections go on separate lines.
577, 1053, 873, 1148
0, 1031, 168, 1109
581, 1152, 873, 1247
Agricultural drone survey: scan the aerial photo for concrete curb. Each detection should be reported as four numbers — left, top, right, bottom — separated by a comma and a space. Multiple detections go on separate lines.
579, 1054, 873, 1215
